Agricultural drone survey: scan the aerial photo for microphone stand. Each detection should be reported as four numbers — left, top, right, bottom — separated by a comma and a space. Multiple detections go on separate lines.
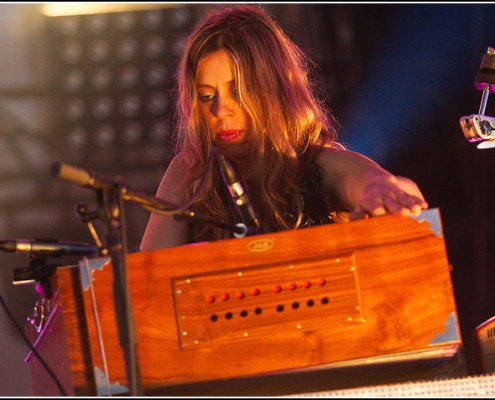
121, 186, 253, 237
94, 177, 143, 396
50, 161, 251, 396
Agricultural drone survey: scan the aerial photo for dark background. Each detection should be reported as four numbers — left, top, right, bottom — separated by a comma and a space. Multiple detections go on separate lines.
1, 2, 495, 395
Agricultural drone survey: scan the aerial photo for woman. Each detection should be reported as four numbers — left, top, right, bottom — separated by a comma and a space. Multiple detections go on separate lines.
140, 4, 427, 251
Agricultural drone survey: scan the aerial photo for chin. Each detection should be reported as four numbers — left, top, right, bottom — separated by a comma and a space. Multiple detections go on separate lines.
216, 140, 251, 161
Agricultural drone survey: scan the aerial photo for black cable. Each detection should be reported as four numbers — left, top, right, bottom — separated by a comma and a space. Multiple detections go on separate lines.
0, 291, 68, 396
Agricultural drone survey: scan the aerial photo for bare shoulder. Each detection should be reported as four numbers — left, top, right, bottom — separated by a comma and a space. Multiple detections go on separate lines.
140, 152, 191, 251
314, 146, 341, 164
315, 147, 355, 176
155, 152, 188, 201
164, 152, 187, 179
315, 147, 376, 166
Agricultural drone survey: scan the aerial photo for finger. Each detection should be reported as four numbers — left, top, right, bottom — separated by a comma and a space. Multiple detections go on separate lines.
359, 195, 388, 217
395, 192, 422, 206
382, 195, 408, 215
366, 202, 387, 217
349, 210, 369, 221
395, 193, 428, 215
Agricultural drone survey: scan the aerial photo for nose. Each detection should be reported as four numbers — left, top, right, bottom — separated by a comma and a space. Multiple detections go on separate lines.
215, 96, 235, 119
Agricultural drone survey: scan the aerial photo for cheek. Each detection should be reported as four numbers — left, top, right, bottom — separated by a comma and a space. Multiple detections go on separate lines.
240, 108, 253, 133
198, 104, 214, 128
197, 103, 209, 119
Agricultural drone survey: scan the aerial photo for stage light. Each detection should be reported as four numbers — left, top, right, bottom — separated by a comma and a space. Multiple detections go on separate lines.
121, 121, 144, 145
46, 4, 202, 173
65, 98, 86, 121
119, 94, 141, 117
146, 92, 169, 115
170, 7, 193, 29
57, 16, 80, 35
141, 9, 164, 30
92, 96, 114, 119
116, 36, 138, 61
91, 67, 113, 91
149, 120, 170, 144
41, 3, 179, 17
86, 14, 109, 34
93, 124, 116, 148
460, 47, 495, 149
145, 64, 167, 86
66, 127, 88, 151
61, 41, 82, 64
63, 69, 84, 92
118, 65, 140, 89
143, 35, 166, 59
88, 38, 110, 62
114, 12, 136, 32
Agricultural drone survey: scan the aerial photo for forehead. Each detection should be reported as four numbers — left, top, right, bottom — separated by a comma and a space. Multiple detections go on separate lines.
196, 49, 235, 83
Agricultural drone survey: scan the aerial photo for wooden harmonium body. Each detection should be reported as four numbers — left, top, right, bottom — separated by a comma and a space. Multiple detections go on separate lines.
56, 208, 463, 395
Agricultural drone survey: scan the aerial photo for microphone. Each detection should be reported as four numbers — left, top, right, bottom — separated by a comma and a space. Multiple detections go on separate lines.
50, 161, 115, 190
50, 161, 250, 237
215, 149, 262, 236
0, 239, 98, 257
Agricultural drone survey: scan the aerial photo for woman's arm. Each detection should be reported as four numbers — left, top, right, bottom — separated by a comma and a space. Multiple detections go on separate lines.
316, 148, 428, 220
139, 155, 191, 251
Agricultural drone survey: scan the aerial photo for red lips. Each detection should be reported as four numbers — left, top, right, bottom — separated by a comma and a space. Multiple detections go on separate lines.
217, 130, 244, 141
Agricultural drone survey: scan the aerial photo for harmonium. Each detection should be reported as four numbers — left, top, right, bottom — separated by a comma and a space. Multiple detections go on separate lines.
25, 208, 467, 396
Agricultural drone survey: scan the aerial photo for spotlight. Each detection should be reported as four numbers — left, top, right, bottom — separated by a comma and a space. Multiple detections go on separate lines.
58, 16, 80, 35
92, 96, 114, 119
47, 5, 198, 171
66, 126, 88, 151
91, 67, 113, 91
460, 47, 495, 149
114, 12, 137, 32
118, 65, 140, 89
143, 35, 166, 59
88, 39, 110, 63
116, 36, 139, 61
65, 98, 86, 121
93, 124, 116, 148
147, 64, 167, 87
87, 14, 109, 34
149, 120, 170, 143
146, 92, 169, 115
141, 9, 163, 30
61, 41, 82, 64
171, 8, 192, 29
120, 94, 142, 117
122, 121, 144, 145
63, 69, 85, 92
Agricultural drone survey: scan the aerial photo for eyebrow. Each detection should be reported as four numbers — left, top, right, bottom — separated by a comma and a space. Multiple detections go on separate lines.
196, 80, 235, 89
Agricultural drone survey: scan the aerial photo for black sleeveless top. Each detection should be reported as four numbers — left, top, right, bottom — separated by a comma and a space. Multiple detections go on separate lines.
215, 150, 335, 241
299, 154, 335, 227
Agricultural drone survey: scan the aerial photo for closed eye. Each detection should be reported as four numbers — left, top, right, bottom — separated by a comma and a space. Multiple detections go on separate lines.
199, 93, 215, 102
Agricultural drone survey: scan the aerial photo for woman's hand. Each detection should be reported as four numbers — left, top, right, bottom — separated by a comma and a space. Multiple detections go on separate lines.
349, 175, 428, 221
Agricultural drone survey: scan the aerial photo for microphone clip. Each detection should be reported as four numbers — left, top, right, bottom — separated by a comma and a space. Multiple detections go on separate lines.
12, 255, 60, 299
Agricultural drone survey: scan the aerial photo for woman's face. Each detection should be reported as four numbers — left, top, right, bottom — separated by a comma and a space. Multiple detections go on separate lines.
196, 49, 251, 159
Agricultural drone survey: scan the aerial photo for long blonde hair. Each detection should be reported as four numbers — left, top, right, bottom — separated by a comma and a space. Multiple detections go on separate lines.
175, 4, 343, 241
